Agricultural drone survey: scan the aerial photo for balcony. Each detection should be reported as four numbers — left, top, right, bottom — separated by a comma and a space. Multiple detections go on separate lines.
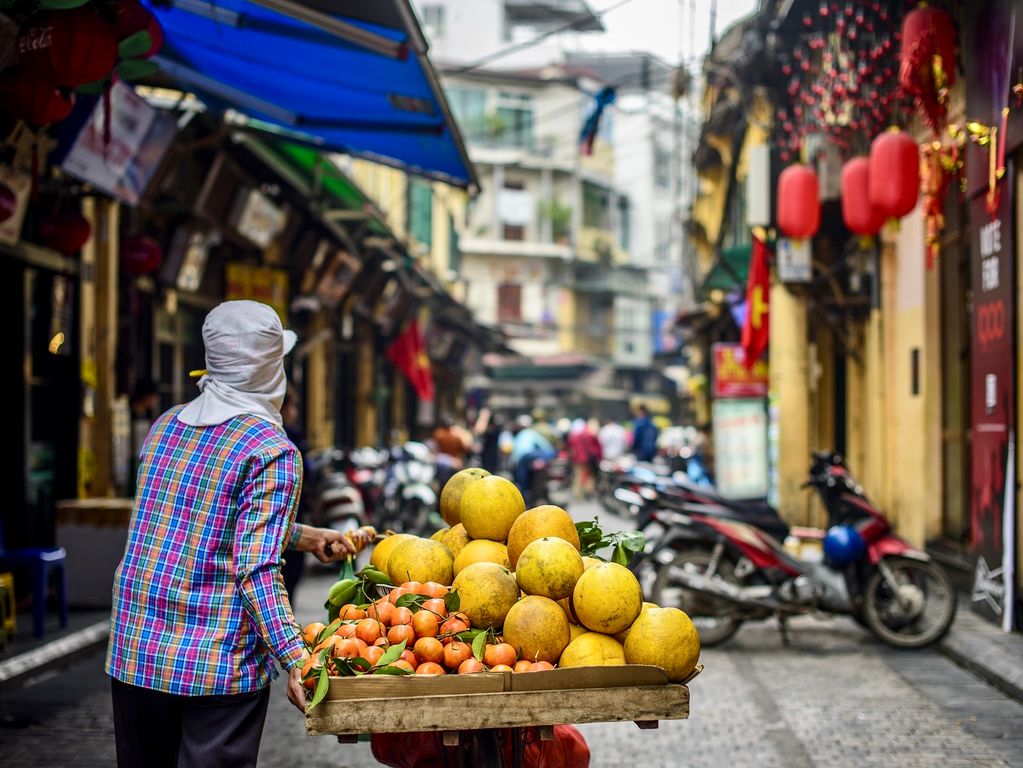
576, 226, 626, 264
504, 0, 603, 32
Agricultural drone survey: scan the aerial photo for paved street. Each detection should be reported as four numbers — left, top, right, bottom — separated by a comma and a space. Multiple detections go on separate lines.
3, 500, 1022, 767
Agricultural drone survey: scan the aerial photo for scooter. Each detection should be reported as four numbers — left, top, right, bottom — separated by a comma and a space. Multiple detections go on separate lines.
386, 441, 438, 534
528, 450, 572, 508
308, 448, 367, 546
647, 452, 957, 649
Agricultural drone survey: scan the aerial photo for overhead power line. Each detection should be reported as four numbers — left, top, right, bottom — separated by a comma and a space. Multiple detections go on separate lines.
453, 0, 642, 74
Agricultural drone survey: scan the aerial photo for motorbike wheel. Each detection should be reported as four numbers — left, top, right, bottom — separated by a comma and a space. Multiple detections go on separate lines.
651, 547, 742, 646
403, 500, 433, 537
863, 557, 957, 649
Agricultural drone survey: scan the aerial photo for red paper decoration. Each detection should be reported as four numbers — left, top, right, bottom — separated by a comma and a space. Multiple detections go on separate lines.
0, 69, 74, 127
17, 9, 118, 88
899, 5, 957, 133
841, 157, 885, 236
115, 0, 164, 58
40, 208, 92, 255
868, 128, 920, 220
777, 164, 821, 239
121, 234, 163, 275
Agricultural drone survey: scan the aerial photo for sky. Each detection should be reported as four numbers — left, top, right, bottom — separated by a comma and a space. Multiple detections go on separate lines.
552, 0, 760, 66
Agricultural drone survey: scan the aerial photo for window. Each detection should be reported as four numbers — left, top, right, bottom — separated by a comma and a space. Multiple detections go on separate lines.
583, 183, 610, 229
497, 283, 522, 322
503, 223, 525, 241
654, 143, 671, 190
420, 4, 445, 38
494, 92, 533, 149
618, 197, 630, 250
408, 178, 433, 247
446, 86, 487, 140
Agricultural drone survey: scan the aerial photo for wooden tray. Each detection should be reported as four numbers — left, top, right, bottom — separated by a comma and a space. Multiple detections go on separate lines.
306, 664, 701, 737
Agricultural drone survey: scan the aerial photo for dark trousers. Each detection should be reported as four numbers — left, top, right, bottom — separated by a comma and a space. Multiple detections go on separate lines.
111, 677, 270, 768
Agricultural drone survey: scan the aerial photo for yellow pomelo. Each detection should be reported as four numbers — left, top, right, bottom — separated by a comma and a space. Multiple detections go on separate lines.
569, 623, 588, 642
557, 596, 580, 625
617, 602, 659, 643
572, 562, 643, 635
460, 476, 525, 541
502, 596, 570, 664
431, 528, 448, 542
451, 562, 520, 629
440, 468, 490, 526
582, 556, 603, 571
453, 539, 509, 575
559, 632, 626, 668
440, 523, 471, 558
624, 606, 701, 682
370, 533, 415, 574
386, 538, 454, 586
515, 537, 584, 600
506, 505, 580, 568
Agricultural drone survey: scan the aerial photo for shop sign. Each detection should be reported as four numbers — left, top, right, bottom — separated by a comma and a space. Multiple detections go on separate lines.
776, 237, 811, 283
226, 263, 289, 324
60, 81, 175, 206
712, 342, 768, 399
712, 398, 769, 499
230, 187, 287, 249
968, 170, 1016, 624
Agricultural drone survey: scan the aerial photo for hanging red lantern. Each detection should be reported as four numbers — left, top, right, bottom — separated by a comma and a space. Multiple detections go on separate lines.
777, 164, 820, 239
40, 208, 91, 255
868, 128, 920, 220
17, 9, 118, 88
841, 158, 885, 236
0, 69, 74, 127
115, 0, 164, 58
899, 5, 956, 133
121, 234, 163, 275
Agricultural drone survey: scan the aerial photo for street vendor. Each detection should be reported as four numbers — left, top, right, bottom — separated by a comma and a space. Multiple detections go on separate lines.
106, 300, 373, 767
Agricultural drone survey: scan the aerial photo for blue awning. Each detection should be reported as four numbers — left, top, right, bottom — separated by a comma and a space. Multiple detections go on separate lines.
149, 0, 478, 189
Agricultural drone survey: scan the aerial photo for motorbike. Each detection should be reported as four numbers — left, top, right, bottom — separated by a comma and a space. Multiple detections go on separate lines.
385, 441, 439, 534
347, 446, 391, 529
527, 450, 572, 508
307, 448, 367, 546
646, 452, 957, 649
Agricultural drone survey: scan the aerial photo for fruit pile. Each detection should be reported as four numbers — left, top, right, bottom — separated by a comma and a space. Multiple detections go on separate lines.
303, 470, 700, 708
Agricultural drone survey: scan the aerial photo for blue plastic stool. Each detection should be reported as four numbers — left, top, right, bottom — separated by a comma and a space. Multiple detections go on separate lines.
0, 547, 68, 638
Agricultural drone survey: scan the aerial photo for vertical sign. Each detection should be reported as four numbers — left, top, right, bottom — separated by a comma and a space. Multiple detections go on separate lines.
712, 398, 769, 499
969, 171, 1016, 623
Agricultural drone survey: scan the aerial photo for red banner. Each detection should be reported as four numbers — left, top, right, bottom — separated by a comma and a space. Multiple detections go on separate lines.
969, 170, 1016, 622
712, 343, 769, 399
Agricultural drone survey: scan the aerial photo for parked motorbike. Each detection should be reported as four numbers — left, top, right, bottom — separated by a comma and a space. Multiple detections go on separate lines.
307, 448, 367, 545
385, 441, 439, 534
347, 446, 390, 529
527, 450, 572, 508
646, 452, 956, 649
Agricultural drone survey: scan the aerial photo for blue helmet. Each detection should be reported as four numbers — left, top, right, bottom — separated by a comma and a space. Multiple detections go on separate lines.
823, 524, 865, 567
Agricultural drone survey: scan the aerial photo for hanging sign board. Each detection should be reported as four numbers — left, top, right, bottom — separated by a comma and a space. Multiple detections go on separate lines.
226, 263, 289, 324
777, 237, 811, 283
712, 398, 769, 499
712, 343, 768, 399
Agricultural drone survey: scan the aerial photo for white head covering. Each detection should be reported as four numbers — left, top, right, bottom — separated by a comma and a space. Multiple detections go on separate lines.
177, 300, 297, 428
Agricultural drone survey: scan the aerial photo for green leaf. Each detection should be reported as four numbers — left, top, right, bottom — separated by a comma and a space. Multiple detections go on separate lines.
455, 629, 483, 642
396, 593, 427, 612
327, 602, 341, 623
472, 631, 487, 663
375, 639, 406, 667
576, 518, 610, 556
444, 590, 461, 613
118, 31, 153, 59
306, 666, 330, 711
372, 664, 413, 675
332, 658, 359, 677
115, 59, 160, 81
77, 80, 109, 96
616, 531, 647, 552
339, 557, 356, 581
348, 657, 372, 673
317, 619, 342, 644
611, 544, 630, 567
39, 0, 90, 8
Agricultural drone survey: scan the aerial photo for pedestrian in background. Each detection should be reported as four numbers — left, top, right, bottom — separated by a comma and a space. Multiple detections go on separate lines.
568, 418, 601, 498
598, 417, 628, 462
432, 414, 467, 488
106, 301, 373, 767
631, 404, 659, 462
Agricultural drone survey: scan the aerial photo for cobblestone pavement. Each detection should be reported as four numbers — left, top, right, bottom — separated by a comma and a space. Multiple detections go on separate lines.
4, 500, 1022, 767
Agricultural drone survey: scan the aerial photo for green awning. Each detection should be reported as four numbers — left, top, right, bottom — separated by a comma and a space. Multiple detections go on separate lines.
700, 243, 750, 297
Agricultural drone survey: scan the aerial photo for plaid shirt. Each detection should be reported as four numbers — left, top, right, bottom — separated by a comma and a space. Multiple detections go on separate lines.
106, 406, 307, 696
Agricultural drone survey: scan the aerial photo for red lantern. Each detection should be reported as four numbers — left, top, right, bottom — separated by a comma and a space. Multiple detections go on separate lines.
121, 234, 163, 275
899, 5, 956, 132
17, 9, 118, 88
868, 128, 920, 220
777, 164, 820, 239
0, 69, 74, 127
115, 0, 164, 58
40, 208, 92, 255
841, 158, 885, 236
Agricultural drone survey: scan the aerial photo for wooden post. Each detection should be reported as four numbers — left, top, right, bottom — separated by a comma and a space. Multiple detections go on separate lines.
93, 198, 119, 497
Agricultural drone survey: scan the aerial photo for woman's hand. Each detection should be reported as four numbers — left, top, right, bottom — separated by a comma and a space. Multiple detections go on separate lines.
287, 654, 309, 712
294, 525, 376, 563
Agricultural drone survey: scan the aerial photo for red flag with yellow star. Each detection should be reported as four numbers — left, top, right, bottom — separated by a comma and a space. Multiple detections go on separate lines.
386, 318, 435, 402
741, 236, 770, 370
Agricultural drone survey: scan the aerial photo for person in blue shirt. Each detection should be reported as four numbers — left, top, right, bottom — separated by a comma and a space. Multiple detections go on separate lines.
510, 415, 555, 495
631, 405, 659, 462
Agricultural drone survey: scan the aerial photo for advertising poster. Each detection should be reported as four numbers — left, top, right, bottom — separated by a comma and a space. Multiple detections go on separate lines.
712, 342, 769, 398
968, 171, 1016, 624
712, 398, 769, 499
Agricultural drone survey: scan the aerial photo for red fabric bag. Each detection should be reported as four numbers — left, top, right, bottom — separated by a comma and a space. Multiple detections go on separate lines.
371, 725, 590, 768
